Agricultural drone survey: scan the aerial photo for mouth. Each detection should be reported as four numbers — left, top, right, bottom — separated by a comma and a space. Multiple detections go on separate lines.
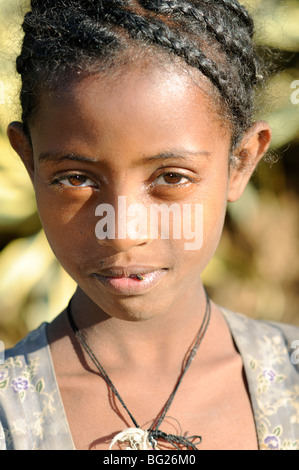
91, 266, 168, 295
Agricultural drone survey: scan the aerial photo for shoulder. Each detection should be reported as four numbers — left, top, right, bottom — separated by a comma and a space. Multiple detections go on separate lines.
0, 324, 74, 450
221, 308, 299, 365
221, 309, 299, 450
0, 323, 50, 402
0, 324, 49, 449
1, 323, 50, 390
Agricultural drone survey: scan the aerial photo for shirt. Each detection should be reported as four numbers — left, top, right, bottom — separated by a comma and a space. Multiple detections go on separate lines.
0, 309, 298, 450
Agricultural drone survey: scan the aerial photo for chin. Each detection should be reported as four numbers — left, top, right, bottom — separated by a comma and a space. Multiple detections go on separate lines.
101, 295, 167, 323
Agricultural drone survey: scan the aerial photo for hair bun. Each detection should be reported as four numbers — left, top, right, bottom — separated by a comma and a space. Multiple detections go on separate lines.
30, 0, 62, 11
30, 0, 131, 13
30, 0, 96, 12
30, 0, 90, 12
18, 0, 261, 148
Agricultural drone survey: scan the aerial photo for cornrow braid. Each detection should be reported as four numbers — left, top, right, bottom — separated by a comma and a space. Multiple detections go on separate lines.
17, 0, 264, 147
220, 0, 254, 36
139, 0, 261, 82
100, 7, 229, 86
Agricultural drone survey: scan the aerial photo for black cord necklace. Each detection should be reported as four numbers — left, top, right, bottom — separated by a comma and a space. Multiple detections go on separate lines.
67, 290, 211, 450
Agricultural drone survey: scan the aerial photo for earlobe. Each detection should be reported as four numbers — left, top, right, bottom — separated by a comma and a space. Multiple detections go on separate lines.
227, 122, 272, 202
7, 121, 35, 181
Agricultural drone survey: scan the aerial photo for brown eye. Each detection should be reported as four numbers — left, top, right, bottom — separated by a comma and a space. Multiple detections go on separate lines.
52, 174, 97, 188
68, 175, 89, 186
163, 173, 183, 184
154, 172, 191, 187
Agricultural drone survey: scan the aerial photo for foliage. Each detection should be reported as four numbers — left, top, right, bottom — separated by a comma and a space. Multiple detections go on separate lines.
0, 0, 298, 346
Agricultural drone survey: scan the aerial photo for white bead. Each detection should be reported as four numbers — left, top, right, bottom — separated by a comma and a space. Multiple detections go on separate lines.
109, 428, 158, 450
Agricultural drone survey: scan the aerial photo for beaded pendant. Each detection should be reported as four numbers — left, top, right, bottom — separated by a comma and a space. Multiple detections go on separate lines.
109, 428, 158, 450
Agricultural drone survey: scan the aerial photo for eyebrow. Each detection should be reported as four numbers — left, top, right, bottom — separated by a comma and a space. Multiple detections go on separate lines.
38, 149, 211, 164
140, 150, 211, 163
38, 152, 98, 163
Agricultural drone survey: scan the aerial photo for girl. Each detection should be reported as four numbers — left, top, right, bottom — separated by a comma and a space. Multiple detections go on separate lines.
0, 0, 298, 450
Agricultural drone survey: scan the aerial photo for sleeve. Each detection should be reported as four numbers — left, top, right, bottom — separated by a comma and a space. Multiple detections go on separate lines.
0, 420, 6, 450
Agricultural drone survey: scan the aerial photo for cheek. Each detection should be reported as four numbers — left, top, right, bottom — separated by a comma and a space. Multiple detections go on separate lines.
202, 195, 228, 260
34, 183, 99, 268
169, 198, 227, 275
174, 183, 228, 273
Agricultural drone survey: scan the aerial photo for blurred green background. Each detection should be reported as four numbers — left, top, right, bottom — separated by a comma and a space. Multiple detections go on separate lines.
0, 0, 298, 347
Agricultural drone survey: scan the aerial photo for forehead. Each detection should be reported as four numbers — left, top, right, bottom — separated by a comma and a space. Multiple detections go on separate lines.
30, 65, 231, 158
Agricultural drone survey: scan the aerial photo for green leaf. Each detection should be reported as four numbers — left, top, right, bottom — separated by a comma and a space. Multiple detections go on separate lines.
35, 379, 45, 394
273, 426, 282, 437
0, 379, 8, 390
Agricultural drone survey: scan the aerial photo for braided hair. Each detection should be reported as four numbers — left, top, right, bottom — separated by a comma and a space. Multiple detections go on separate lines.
17, 0, 264, 148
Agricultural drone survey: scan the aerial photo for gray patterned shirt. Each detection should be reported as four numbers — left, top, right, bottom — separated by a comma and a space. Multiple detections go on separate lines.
0, 310, 298, 450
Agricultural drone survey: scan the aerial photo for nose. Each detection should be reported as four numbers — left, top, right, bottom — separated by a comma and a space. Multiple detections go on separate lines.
95, 195, 152, 252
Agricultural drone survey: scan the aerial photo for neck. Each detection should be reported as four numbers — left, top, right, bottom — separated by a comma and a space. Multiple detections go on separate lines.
68, 283, 209, 370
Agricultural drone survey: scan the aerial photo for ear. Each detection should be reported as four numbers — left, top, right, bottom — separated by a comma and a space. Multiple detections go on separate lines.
227, 122, 272, 202
7, 122, 35, 182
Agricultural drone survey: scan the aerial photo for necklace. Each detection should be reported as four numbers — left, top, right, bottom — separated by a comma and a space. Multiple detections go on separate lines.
67, 290, 211, 450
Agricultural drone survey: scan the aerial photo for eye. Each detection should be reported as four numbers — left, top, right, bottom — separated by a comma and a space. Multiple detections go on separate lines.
52, 174, 97, 188
155, 172, 191, 186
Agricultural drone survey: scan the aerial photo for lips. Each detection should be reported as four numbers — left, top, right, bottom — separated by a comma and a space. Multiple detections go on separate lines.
91, 266, 167, 295
94, 266, 165, 277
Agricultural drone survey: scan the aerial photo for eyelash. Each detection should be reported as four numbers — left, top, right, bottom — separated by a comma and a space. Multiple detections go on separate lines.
50, 174, 98, 189
49, 170, 195, 190
154, 171, 195, 187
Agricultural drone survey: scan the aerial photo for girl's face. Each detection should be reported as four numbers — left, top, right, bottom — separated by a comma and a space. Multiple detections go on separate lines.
9, 66, 270, 322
